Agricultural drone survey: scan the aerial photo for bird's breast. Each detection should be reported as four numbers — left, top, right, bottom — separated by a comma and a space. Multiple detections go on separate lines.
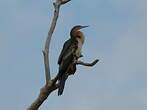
75, 39, 83, 58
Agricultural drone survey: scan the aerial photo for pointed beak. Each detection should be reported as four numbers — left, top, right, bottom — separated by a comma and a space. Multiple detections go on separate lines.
81, 25, 89, 29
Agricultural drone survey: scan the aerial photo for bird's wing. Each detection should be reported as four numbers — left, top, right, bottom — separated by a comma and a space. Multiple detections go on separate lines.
58, 39, 71, 65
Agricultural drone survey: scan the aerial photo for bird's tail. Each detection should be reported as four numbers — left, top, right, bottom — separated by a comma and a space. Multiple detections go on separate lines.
58, 74, 68, 96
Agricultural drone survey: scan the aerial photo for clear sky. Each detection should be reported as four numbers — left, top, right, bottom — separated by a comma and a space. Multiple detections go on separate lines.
0, 0, 147, 110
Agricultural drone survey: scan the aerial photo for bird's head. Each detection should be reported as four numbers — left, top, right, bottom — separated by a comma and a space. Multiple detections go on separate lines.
70, 25, 89, 38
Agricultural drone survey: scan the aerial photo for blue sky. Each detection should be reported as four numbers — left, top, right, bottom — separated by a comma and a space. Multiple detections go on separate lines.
0, 0, 147, 110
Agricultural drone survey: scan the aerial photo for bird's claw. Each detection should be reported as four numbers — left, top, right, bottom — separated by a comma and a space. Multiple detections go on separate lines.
79, 54, 83, 58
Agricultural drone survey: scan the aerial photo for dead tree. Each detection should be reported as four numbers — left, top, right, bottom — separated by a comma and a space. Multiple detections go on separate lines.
27, 0, 99, 110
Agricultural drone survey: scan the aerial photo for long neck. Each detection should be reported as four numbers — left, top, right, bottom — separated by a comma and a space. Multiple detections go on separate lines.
70, 27, 79, 38
70, 31, 78, 41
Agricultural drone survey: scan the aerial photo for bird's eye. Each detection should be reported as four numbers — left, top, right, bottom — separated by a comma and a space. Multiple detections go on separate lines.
77, 36, 81, 38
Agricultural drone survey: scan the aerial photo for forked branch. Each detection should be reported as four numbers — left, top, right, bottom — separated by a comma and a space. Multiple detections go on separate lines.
27, 0, 70, 110
43, 0, 71, 84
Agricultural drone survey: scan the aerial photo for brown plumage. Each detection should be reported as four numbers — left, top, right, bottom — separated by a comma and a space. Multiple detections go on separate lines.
57, 25, 88, 96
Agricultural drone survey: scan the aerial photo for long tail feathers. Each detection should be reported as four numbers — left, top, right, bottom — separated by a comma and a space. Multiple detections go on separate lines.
58, 74, 68, 96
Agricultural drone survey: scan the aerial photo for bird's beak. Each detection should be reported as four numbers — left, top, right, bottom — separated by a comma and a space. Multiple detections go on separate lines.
77, 25, 89, 31
81, 25, 89, 29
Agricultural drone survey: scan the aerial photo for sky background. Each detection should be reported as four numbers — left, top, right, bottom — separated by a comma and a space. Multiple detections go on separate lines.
0, 0, 147, 110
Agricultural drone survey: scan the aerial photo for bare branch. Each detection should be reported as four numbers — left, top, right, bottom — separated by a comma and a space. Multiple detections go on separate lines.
42, 50, 50, 83
76, 59, 99, 66
27, 0, 70, 110
43, 0, 70, 84
43, 2, 60, 83
27, 83, 59, 110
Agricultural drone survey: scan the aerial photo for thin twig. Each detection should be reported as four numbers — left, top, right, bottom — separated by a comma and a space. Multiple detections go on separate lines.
76, 59, 99, 66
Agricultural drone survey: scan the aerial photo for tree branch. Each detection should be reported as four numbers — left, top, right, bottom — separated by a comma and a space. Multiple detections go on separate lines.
76, 59, 99, 66
27, 84, 59, 110
43, 1, 60, 84
52, 59, 99, 84
27, 0, 70, 110
43, 0, 70, 84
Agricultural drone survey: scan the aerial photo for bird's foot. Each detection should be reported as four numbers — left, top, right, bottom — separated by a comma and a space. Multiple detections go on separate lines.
79, 54, 83, 58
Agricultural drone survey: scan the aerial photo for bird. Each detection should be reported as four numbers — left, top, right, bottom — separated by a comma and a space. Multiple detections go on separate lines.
57, 25, 89, 95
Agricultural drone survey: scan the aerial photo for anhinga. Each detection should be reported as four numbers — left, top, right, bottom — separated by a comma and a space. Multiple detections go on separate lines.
57, 25, 88, 95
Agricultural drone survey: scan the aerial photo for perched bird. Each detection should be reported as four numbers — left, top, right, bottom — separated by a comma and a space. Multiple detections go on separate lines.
57, 25, 88, 95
